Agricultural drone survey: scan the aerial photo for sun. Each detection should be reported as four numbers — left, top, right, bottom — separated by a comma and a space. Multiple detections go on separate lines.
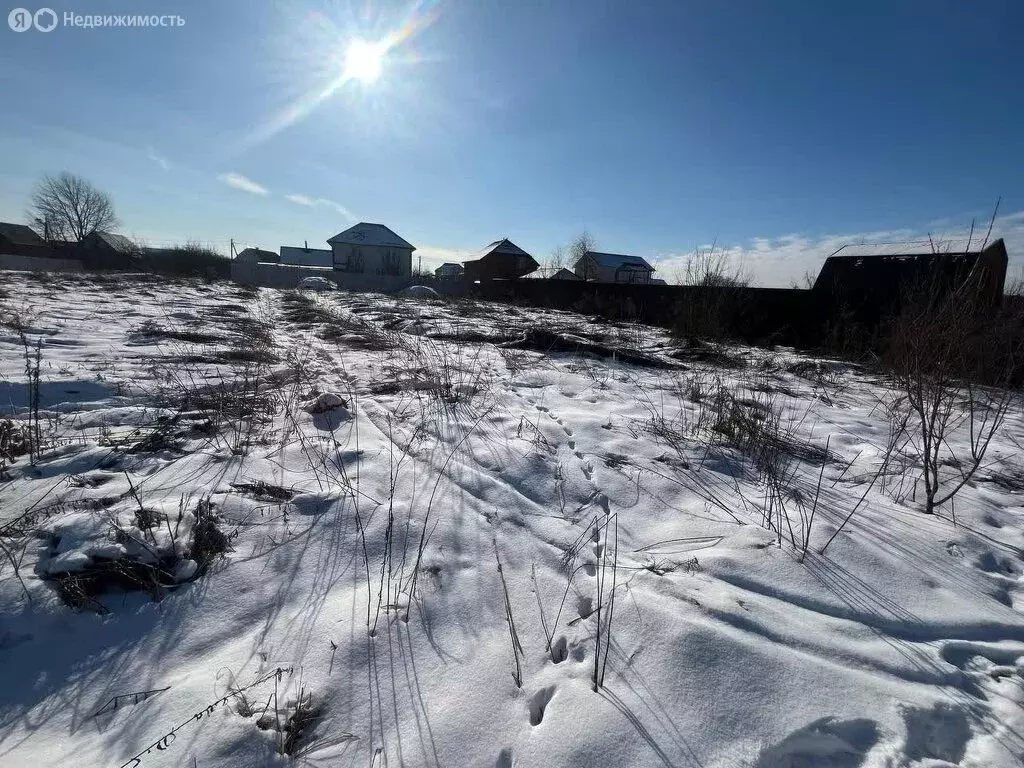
343, 38, 386, 84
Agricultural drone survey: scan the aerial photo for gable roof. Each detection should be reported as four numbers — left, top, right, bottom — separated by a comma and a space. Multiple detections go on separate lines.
471, 238, 532, 261
550, 267, 581, 280
90, 231, 137, 253
579, 251, 654, 271
327, 222, 414, 250
0, 222, 44, 246
827, 239, 988, 259
436, 262, 464, 271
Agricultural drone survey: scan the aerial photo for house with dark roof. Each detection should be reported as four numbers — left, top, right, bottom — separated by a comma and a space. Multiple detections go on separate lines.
573, 251, 655, 284
813, 238, 1008, 326
78, 231, 140, 269
435, 262, 464, 280
549, 267, 582, 281
327, 222, 414, 276
0, 222, 46, 255
462, 238, 537, 281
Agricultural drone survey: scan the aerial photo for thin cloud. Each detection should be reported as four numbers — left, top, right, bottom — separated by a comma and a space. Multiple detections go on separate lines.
218, 172, 269, 196
414, 246, 466, 272
284, 193, 355, 221
146, 146, 170, 171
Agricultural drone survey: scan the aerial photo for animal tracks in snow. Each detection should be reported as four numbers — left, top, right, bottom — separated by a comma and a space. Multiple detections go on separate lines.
550, 635, 568, 663
528, 686, 556, 726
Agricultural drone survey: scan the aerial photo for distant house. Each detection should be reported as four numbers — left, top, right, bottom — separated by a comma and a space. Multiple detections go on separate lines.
79, 231, 140, 269
236, 247, 280, 264
574, 251, 655, 284
650, 277, 667, 286
327, 222, 414, 276
0, 222, 45, 256
435, 262, 464, 280
462, 238, 538, 281
82, 231, 137, 254
814, 238, 1008, 323
280, 245, 333, 267
549, 267, 581, 281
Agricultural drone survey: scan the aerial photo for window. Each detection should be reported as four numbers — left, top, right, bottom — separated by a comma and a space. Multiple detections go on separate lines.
347, 246, 364, 273
383, 249, 402, 276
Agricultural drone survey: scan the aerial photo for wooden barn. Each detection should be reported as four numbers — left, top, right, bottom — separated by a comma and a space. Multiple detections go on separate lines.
813, 238, 1009, 327
463, 239, 538, 281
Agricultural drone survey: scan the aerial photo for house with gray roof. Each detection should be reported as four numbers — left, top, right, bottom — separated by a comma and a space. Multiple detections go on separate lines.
573, 251, 655, 284
327, 222, 415, 276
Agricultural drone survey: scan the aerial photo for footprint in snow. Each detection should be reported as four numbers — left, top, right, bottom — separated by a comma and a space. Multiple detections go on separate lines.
528, 687, 556, 726
496, 748, 513, 768
550, 636, 568, 664
577, 595, 594, 618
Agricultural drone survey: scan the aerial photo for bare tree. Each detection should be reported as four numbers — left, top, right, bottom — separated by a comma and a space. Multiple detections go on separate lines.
29, 172, 119, 243
568, 230, 596, 278
543, 231, 595, 278
543, 244, 567, 275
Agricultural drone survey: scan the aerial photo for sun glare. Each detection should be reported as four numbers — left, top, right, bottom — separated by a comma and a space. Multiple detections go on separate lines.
343, 39, 385, 84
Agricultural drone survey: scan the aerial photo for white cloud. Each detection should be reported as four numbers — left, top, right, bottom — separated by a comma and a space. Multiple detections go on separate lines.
218, 172, 269, 196
146, 146, 170, 171
652, 211, 1024, 288
284, 193, 355, 222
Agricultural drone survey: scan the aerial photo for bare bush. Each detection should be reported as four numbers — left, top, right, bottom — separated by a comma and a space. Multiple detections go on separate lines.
673, 244, 750, 341
884, 279, 1021, 515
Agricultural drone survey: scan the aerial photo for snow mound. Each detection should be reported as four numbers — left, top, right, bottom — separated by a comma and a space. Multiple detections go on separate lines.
297, 276, 336, 292
300, 392, 349, 414
399, 285, 440, 299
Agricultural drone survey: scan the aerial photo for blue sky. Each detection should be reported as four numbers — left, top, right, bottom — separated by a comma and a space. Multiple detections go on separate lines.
2, 0, 1022, 284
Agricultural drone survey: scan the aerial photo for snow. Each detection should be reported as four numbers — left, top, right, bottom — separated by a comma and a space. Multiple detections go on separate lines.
297, 276, 335, 291
0, 270, 1023, 767
399, 284, 440, 299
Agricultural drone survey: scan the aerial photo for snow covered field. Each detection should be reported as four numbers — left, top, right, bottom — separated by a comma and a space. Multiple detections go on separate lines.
1, 270, 1024, 768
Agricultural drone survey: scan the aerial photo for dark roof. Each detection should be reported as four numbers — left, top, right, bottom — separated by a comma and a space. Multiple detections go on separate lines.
0, 222, 44, 246
471, 238, 532, 261
89, 231, 137, 253
327, 223, 415, 250
437, 262, 464, 270
578, 251, 654, 271
550, 267, 581, 280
